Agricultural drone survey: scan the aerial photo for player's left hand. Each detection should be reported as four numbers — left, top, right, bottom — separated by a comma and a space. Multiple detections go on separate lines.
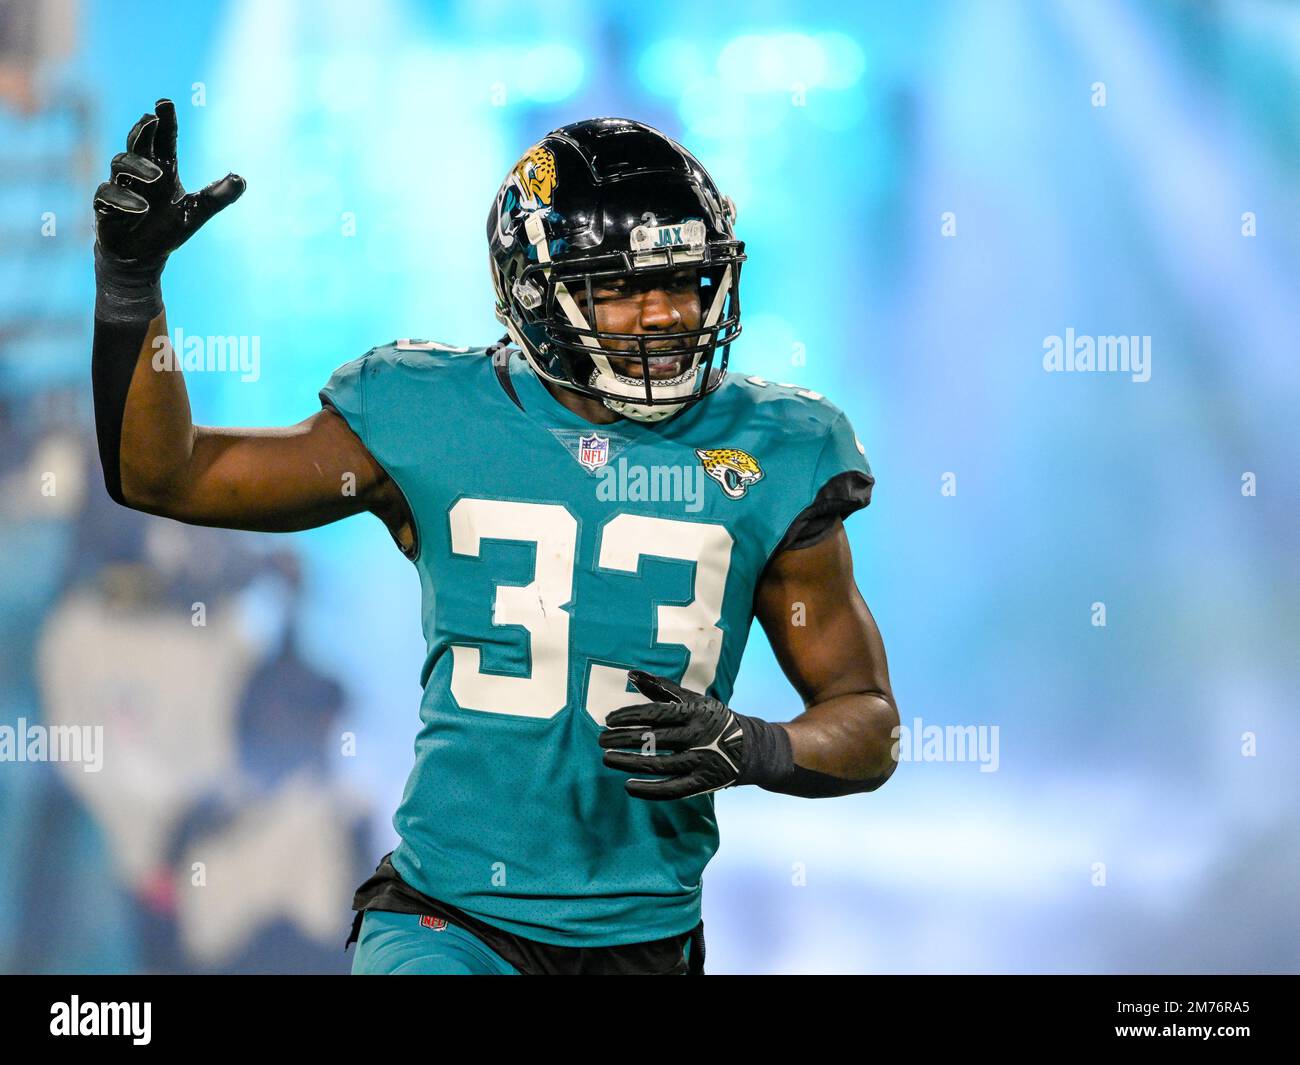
599, 670, 747, 801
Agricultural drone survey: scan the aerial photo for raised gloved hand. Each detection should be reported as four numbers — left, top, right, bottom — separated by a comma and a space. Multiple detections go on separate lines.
93, 98, 245, 321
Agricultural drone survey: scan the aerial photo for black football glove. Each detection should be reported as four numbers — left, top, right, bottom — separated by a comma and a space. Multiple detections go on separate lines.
93, 98, 245, 322
600, 670, 775, 801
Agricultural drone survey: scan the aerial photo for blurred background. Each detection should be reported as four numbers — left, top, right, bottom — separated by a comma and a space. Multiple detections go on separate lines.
1, 0, 1296, 974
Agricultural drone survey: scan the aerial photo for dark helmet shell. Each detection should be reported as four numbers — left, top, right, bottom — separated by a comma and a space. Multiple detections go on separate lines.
487, 118, 744, 415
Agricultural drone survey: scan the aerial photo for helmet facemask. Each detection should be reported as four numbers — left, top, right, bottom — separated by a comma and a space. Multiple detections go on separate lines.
513, 242, 742, 423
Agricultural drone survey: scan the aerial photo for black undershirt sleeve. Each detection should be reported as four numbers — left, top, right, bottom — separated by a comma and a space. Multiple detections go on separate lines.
92, 242, 166, 505
738, 713, 894, 797
773, 468, 874, 554
91, 316, 152, 505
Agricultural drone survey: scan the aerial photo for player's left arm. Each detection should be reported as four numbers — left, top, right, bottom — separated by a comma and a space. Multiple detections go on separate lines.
601, 398, 896, 801
751, 519, 899, 792
600, 519, 899, 800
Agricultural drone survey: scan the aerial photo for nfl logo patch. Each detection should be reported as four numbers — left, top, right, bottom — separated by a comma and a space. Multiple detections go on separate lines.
578, 432, 610, 471
420, 915, 448, 931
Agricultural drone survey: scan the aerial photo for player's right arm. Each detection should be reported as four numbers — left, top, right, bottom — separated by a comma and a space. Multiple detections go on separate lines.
92, 99, 399, 539
100, 309, 388, 531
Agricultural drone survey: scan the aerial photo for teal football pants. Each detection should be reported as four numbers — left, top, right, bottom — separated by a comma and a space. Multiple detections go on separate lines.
350, 910, 519, 975
350, 909, 697, 974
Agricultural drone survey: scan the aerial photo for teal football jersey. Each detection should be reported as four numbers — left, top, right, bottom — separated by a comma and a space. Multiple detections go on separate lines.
320, 341, 873, 947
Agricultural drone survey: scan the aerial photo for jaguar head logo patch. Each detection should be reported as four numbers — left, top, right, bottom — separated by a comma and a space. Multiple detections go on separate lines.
695, 448, 763, 500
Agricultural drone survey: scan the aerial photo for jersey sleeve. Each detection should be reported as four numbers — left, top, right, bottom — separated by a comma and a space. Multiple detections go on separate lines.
318, 353, 372, 444
775, 410, 875, 553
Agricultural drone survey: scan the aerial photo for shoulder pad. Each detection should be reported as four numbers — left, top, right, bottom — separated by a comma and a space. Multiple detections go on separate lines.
737, 374, 825, 401
729, 374, 846, 429
393, 338, 472, 352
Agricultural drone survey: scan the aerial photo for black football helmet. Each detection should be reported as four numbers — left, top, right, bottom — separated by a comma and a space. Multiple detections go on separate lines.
487, 118, 744, 422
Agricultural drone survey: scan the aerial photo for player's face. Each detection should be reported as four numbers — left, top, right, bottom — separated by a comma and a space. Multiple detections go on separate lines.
575, 268, 702, 379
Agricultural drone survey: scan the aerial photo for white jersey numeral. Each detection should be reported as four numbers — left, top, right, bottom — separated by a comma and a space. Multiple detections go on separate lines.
448, 499, 576, 718
446, 499, 733, 720
585, 515, 732, 725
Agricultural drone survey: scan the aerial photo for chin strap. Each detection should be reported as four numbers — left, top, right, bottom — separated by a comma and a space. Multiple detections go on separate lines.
592, 366, 692, 423
601, 397, 681, 423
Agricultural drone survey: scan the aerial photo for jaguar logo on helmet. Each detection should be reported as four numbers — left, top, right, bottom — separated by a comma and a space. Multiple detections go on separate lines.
493, 145, 559, 252
510, 145, 557, 210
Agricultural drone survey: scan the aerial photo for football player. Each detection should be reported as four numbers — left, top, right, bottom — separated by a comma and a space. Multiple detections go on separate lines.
91, 100, 900, 975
